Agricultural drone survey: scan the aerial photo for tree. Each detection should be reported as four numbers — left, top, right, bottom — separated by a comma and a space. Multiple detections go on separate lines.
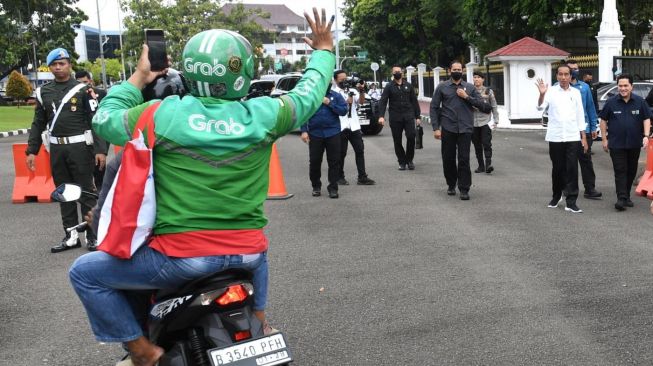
342, 0, 468, 68
76, 58, 124, 85
5, 70, 32, 107
121, 0, 272, 69
459, 0, 653, 56
0, 0, 88, 80
292, 56, 307, 72
343, 0, 653, 70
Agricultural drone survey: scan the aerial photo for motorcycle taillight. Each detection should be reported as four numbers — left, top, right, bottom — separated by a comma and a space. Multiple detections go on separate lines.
233, 330, 251, 341
215, 285, 249, 306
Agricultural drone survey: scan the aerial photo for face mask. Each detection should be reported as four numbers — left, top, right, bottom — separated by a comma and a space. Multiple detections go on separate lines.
337, 81, 346, 89
571, 70, 579, 79
393, 72, 402, 80
451, 72, 463, 81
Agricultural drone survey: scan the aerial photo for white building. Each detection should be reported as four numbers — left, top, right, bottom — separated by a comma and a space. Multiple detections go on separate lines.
73, 24, 124, 63
222, 3, 338, 65
486, 37, 569, 123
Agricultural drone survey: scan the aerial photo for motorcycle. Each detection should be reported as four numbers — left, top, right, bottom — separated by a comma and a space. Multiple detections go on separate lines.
51, 183, 294, 366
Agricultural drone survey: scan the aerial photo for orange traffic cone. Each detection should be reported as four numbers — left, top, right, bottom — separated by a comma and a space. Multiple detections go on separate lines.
12, 143, 55, 203
636, 138, 653, 199
267, 143, 293, 200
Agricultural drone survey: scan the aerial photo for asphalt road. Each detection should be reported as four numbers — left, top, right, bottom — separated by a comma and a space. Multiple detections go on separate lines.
1, 128, 653, 366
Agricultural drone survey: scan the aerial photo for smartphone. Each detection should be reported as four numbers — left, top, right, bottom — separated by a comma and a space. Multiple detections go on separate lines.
145, 29, 167, 71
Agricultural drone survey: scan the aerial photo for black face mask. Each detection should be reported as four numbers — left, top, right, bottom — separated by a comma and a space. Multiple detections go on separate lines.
393, 72, 402, 80
337, 81, 346, 89
451, 72, 463, 81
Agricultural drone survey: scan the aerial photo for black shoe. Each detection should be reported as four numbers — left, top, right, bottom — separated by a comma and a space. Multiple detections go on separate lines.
51, 235, 82, 253
398, 164, 406, 171
86, 239, 98, 251
474, 166, 485, 173
328, 190, 339, 199
548, 196, 563, 208
337, 178, 349, 185
357, 176, 376, 185
312, 189, 321, 197
447, 187, 456, 196
615, 199, 626, 211
583, 189, 602, 199
407, 161, 415, 170
625, 198, 634, 207
565, 203, 583, 213
460, 191, 470, 200
485, 165, 494, 174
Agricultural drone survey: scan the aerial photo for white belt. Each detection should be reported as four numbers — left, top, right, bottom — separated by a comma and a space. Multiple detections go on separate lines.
49, 134, 86, 144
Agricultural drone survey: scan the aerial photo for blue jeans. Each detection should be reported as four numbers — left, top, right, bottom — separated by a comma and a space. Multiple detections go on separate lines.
69, 246, 268, 343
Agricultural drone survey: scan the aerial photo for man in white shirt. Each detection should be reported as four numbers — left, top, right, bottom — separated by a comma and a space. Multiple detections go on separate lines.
537, 63, 588, 213
333, 70, 376, 185
368, 84, 381, 100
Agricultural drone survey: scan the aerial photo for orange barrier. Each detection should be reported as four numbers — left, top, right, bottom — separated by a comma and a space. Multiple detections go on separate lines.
12, 143, 55, 203
267, 143, 294, 200
636, 139, 653, 199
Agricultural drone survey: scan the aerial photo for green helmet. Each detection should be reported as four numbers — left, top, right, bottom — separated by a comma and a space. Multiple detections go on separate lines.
182, 29, 254, 99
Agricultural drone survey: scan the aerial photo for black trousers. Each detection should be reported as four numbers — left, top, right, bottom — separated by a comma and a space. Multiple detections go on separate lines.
309, 134, 341, 192
50, 142, 97, 240
609, 148, 641, 200
441, 129, 472, 192
389, 116, 416, 165
339, 129, 367, 180
472, 124, 492, 168
578, 137, 596, 191
549, 141, 580, 205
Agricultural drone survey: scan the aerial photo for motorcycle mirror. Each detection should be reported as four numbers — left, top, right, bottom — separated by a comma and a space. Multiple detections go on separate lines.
51, 183, 82, 202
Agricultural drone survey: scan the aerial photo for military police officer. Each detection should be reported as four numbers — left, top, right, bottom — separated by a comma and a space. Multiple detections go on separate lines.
25, 48, 107, 253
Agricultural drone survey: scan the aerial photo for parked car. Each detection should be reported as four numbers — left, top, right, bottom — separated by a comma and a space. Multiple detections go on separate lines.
358, 96, 383, 135
243, 79, 274, 100
596, 80, 653, 111
269, 73, 302, 98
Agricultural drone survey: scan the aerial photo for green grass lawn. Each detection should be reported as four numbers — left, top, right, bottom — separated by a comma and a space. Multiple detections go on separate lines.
0, 106, 34, 131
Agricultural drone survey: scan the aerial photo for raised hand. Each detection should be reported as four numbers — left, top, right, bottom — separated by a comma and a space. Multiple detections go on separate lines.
302, 8, 334, 52
536, 78, 548, 95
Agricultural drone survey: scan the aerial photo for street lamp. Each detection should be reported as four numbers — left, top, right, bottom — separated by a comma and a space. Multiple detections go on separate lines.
339, 44, 361, 70
32, 39, 38, 89
95, 0, 108, 88
117, 0, 126, 81
334, 0, 340, 70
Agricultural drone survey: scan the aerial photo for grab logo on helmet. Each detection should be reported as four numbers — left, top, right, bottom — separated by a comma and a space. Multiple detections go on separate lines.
184, 58, 227, 77
188, 114, 245, 135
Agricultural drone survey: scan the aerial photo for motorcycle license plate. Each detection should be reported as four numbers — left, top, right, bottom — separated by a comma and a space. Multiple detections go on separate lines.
208, 333, 292, 366
359, 118, 370, 125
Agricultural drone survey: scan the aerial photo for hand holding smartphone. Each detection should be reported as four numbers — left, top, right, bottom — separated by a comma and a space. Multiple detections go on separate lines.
145, 29, 167, 71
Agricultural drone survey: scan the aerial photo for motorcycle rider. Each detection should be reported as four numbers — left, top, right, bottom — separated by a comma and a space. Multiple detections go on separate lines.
68, 8, 335, 366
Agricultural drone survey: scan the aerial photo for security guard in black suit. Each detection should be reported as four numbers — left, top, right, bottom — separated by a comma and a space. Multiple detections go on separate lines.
25, 48, 107, 253
75, 70, 109, 188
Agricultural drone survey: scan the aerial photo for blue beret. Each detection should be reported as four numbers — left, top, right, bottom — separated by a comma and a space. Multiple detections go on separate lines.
46, 48, 71, 66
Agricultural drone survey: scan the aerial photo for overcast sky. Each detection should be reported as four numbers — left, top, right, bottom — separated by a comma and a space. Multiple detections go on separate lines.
75, 0, 347, 32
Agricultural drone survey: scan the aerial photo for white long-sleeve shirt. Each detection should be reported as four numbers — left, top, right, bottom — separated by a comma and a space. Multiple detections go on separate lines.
538, 84, 585, 142
334, 86, 362, 131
